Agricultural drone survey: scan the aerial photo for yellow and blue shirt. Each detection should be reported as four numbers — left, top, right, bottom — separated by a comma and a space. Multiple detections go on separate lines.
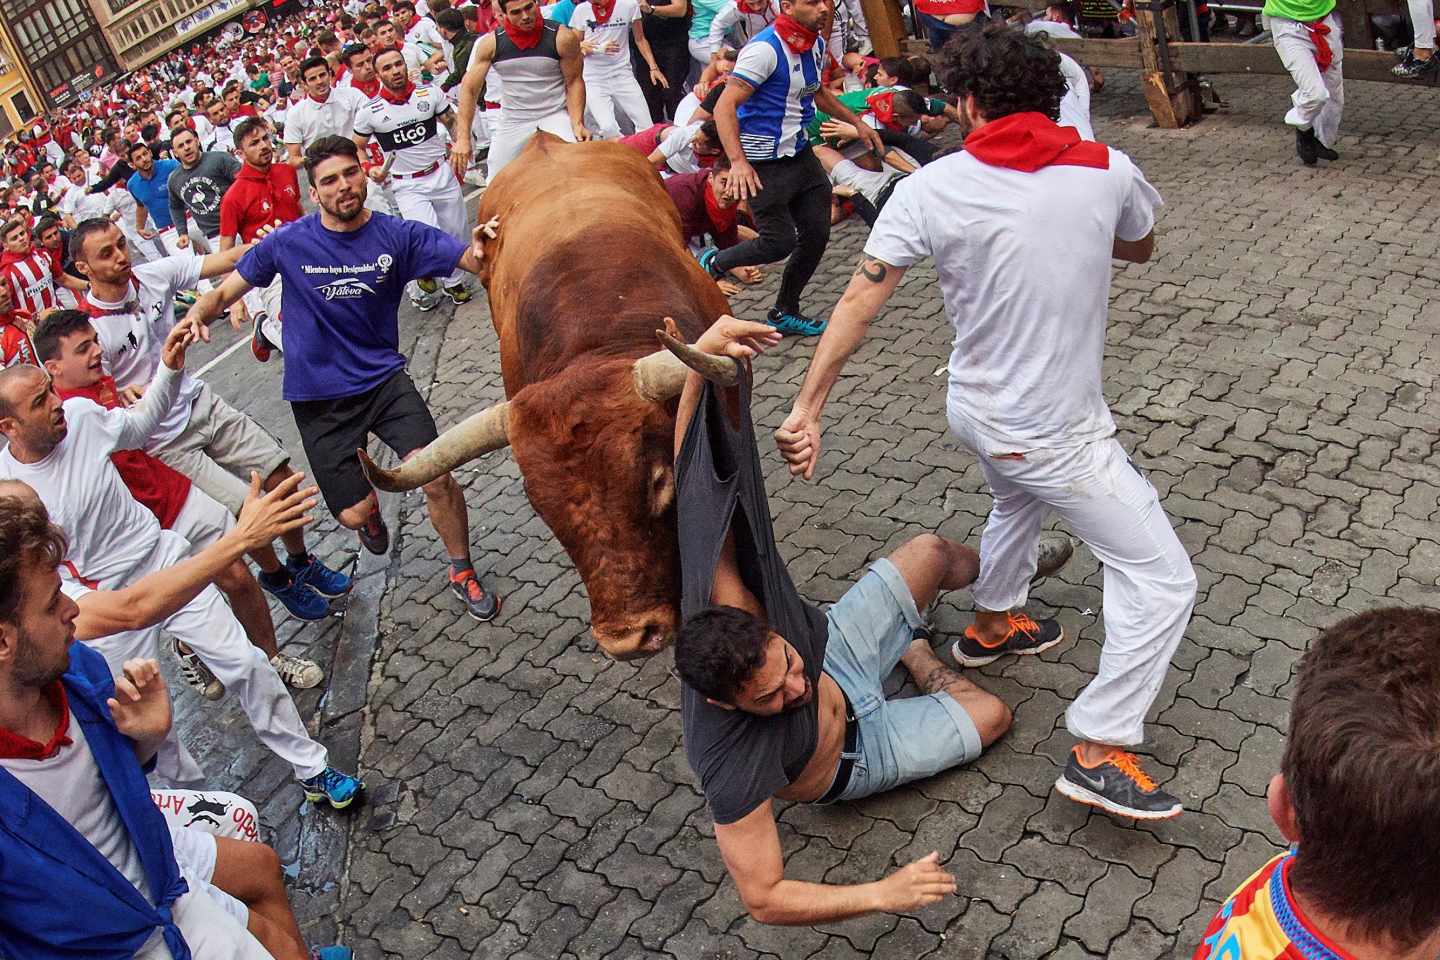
1193, 851, 1354, 960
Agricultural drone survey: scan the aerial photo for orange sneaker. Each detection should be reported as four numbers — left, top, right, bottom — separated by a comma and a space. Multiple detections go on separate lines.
1055, 747, 1183, 820
951, 612, 1065, 667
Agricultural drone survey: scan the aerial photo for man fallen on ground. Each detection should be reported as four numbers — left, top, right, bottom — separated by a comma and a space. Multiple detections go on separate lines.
661, 159, 763, 294
0, 477, 353, 959
1192, 607, 1440, 960
670, 315, 1072, 925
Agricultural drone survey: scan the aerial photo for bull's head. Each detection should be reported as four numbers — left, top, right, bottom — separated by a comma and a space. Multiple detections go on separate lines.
358, 326, 739, 659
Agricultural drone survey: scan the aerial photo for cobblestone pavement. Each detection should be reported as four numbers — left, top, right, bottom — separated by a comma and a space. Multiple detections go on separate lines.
173, 66, 1440, 959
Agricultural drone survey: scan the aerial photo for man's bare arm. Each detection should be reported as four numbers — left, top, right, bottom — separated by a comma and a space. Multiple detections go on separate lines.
715, 801, 956, 925
1113, 230, 1154, 263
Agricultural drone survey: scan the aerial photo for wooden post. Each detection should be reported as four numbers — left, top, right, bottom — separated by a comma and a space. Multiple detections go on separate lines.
1335, 0, 1374, 50
1134, 0, 1200, 127
857, 0, 907, 57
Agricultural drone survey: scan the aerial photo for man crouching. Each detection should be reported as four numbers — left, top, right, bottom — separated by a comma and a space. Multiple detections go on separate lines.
669, 314, 1071, 924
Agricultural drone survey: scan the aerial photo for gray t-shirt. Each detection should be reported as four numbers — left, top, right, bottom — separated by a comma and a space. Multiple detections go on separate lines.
678, 376, 829, 826
166, 150, 241, 237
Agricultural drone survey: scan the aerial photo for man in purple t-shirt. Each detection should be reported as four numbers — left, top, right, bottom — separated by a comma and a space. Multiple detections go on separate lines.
183, 136, 503, 623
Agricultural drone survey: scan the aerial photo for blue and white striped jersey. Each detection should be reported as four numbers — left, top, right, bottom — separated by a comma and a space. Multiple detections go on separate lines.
731, 26, 825, 161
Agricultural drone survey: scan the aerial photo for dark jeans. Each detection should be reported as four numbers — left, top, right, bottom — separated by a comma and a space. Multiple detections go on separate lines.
634, 34, 691, 121
713, 149, 832, 316
918, 10, 988, 49
879, 128, 936, 165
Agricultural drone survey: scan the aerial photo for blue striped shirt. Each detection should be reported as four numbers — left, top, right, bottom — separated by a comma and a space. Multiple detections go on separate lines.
731, 26, 825, 161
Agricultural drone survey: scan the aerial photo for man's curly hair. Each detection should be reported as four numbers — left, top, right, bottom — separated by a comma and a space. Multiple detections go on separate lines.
932, 23, 1069, 123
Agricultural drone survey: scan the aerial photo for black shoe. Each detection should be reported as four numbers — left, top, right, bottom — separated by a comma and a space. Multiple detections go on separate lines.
251, 315, 274, 362
1032, 535, 1075, 585
1295, 127, 1318, 166
1392, 52, 1438, 79
1314, 138, 1339, 161
358, 514, 389, 556
1055, 747, 1183, 820
449, 569, 501, 621
951, 613, 1065, 667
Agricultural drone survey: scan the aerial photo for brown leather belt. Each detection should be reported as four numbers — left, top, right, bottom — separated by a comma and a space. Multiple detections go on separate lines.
391, 160, 440, 180
817, 686, 859, 804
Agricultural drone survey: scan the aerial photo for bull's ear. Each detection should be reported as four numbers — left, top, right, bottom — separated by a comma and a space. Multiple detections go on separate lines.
648, 461, 675, 517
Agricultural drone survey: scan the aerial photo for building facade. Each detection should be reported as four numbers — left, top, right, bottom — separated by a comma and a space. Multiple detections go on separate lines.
0, 19, 42, 137
91, 0, 252, 73
0, 0, 119, 108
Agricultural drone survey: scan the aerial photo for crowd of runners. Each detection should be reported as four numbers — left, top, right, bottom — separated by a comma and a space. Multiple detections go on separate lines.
0, 0, 1436, 955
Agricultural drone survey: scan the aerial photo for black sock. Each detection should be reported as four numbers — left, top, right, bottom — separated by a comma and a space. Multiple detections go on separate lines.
286, 552, 312, 569
449, 558, 474, 579
259, 569, 291, 589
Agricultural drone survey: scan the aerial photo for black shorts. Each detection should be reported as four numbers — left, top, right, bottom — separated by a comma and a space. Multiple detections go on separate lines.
291, 370, 439, 515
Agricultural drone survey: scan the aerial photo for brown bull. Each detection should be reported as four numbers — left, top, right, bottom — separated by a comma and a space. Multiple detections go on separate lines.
359, 133, 738, 659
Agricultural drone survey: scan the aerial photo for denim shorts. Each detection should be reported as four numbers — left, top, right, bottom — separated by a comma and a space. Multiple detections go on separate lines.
819, 559, 983, 802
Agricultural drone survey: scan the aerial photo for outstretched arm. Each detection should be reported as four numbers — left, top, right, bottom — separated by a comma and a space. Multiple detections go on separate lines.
451, 33, 496, 180
715, 801, 956, 925
557, 28, 592, 141
775, 256, 905, 479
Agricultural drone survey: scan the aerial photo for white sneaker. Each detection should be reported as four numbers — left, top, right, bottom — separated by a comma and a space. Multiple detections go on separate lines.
270, 654, 324, 690
175, 640, 225, 701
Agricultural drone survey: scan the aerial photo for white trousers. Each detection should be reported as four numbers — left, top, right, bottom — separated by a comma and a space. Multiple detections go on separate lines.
488, 110, 577, 178
839, 0, 870, 41
951, 418, 1197, 747
390, 165, 469, 287
242, 275, 285, 350
134, 883, 271, 960
585, 72, 653, 139
1266, 12, 1344, 148
1411, 0, 1436, 49
86, 532, 329, 785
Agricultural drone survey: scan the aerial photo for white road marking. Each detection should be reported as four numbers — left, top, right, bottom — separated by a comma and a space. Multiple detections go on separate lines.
196, 334, 253, 376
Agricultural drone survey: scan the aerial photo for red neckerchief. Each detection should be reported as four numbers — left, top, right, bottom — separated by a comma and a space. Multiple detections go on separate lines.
80, 277, 142, 318
0, 681, 72, 761
772, 14, 818, 52
404, 14, 420, 31
703, 177, 736, 235
1305, 18, 1333, 72
379, 80, 416, 105
505, 18, 545, 50
963, 112, 1109, 172
591, 0, 616, 23
351, 76, 381, 98
309, 90, 332, 105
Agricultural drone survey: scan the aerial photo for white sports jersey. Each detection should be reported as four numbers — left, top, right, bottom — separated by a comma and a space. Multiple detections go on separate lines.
283, 88, 368, 150
354, 84, 452, 174
59, 175, 111, 222
707, 0, 779, 48
0, 366, 180, 590
570, 0, 642, 80
85, 254, 205, 449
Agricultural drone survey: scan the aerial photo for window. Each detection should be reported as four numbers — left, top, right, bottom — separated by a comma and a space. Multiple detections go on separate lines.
12, 91, 32, 122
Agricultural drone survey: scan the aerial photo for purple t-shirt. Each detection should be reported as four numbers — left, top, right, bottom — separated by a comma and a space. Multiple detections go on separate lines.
237, 212, 466, 401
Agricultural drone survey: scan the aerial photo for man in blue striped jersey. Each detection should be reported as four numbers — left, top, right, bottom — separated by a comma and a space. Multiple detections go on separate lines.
701, 0, 882, 336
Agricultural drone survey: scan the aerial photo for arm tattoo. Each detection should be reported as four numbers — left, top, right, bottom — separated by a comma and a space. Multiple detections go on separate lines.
856, 258, 887, 284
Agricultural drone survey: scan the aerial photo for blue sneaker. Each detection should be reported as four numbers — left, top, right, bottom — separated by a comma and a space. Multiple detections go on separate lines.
696, 246, 724, 280
286, 554, 353, 600
312, 947, 353, 960
766, 307, 827, 337
301, 767, 364, 809
259, 574, 330, 621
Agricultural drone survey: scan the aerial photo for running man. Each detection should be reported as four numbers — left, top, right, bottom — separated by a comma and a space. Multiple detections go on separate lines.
451, 0, 591, 179
354, 48, 475, 310
568, 0, 667, 139
1263, 0, 1342, 164
183, 136, 503, 623
776, 26, 1197, 819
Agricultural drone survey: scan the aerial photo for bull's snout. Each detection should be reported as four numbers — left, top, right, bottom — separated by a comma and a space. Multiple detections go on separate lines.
592, 609, 677, 660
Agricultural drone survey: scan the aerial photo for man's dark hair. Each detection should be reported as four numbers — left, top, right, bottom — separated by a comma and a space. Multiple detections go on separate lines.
299, 55, 332, 81
2, 218, 27, 241
499, 0, 531, 11
166, 109, 188, 127
698, 119, 719, 144
233, 116, 270, 148
892, 89, 926, 117
341, 42, 371, 64
374, 46, 407, 70
1283, 607, 1440, 951
878, 55, 917, 84
171, 125, 199, 146
68, 217, 115, 263
673, 606, 771, 703
0, 485, 67, 624
435, 8, 464, 31
932, 23, 1067, 122
126, 140, 151, 159
32, 215, 60, 240
31, 308, 93, 364
303, 135, 361, 185
317, 28, 340, 46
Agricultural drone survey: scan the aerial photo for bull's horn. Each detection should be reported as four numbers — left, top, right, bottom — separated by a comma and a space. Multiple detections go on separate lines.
357, 402, 511, 492
631, 319, 741, 402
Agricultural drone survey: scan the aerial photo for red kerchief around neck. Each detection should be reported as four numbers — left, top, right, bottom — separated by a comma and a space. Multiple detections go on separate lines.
0, 682, 72, 761
591, 0, 616, 23
963, 112, 1109, 172
379, 81, 416, 105
772, 14, 818, 52
506, 19, 545, 49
